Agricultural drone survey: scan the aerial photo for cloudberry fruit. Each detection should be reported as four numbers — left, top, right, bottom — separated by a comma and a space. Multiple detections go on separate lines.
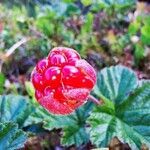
31, 47, 96, 115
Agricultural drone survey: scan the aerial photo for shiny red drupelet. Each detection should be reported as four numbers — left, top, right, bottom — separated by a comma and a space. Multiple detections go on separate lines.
31, 47, 96, 115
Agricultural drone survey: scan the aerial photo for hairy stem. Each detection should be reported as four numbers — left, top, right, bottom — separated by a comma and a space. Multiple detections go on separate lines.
88, 95, 101, 105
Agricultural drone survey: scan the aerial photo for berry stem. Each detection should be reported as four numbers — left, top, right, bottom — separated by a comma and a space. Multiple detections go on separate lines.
88, 95, 101, 105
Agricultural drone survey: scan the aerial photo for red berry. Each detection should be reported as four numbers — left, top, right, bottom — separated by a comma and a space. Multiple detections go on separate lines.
44, 86, 55, 96
63, 48, 80, 60
76, 59, 96, 83
49, 54, 67, 67
62, 65, 83, 87
37, 94, 73, 114
44, 67, 61, 88
62, 65, 93, 88
67, 58, 78, 65
54, 86, 67, 102
31, 47, 96, 115
62, 65, 80, 77
35, 90, 43, 100
36, 59, 49, 73
32, 72, 44, 90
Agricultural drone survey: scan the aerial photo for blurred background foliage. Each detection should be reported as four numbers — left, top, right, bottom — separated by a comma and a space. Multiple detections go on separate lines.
0, 0, 150, 149
0, 0, 149, 96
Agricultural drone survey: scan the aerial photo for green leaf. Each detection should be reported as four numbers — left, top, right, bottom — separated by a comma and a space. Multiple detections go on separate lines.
81, 0, 92, 6
87, 65, 150, 149
81, 12, 94, 34
26, 101, 93, 146
63, 0, 75, 3
0, 73, 5, 94
65, 3, 81, 16
0, 95, 35, 127
61, 102, 93, 146
48, 0, 67, 17
36, 17, 55, 36
0, 122, 27, 150
94, 65, 138, 105
0, 73, 5, 86
139, 80, 150, 87
117, 83, 150, 129
141, 25, 150, 45
134, 44, 145, 64
62, 126, 88, 146
141, 25, 150, 38
143, 16, 150, 26
128, 21, 140, 35
24, 104, 76, 129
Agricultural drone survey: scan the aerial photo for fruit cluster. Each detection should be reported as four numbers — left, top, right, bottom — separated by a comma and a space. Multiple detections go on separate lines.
31, 47, 96, 115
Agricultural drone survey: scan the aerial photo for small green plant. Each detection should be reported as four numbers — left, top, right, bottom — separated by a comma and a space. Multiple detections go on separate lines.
128, 15, 150, 65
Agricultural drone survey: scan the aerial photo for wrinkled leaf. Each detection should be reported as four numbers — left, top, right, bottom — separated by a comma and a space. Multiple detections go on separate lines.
62, 126, 88, 146
0, 95, 35, 127
25, 101, 93, 146
61, 102, 93, 146
117, 83, 150, 130
24, 104, 76, 129
0, 93, 91, 147
0, 122, 27, 150
87, 65, 150, 149
94, 65, 138, 105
